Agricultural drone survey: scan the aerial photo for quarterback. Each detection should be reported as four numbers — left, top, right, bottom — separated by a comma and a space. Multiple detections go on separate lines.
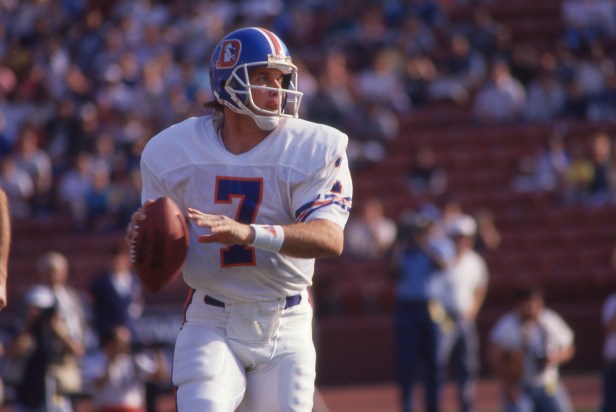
127, 27, 353, 411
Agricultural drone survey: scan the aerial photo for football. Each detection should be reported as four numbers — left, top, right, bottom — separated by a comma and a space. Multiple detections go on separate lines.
132, 196, 189, 293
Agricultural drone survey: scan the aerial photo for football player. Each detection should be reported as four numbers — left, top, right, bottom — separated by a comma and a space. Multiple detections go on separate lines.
127, 27, 353, 411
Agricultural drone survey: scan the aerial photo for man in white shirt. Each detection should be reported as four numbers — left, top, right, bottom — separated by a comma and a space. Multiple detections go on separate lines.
440, 214, 489, 412
488, 285, 575, 412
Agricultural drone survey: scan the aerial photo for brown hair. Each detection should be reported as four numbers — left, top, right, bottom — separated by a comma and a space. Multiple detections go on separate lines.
203, 100, 224, 114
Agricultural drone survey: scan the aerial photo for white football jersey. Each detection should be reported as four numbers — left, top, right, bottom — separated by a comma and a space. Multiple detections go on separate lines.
140, 115, 353, 302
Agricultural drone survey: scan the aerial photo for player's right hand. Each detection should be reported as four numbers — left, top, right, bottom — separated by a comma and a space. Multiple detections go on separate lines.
187, 208, 254, 246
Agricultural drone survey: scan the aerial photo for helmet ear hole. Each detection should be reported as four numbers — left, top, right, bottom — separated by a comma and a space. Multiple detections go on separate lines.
223, 79, 235, 91
225, 78, 247, 105
282, 74, 292, 89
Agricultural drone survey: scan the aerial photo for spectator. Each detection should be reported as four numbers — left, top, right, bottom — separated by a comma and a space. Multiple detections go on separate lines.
346, 101, 399, 167
440, 214, 489, 412
512, 131, 571, 193
306, 75, 349, 134
552, 41, 578, 86
433, 195, 464, 240
343, 197, 397, 260
523, 65, 567, 123
306, 50, 355, 131
572, 42, 612, 102
57, 151, 95, 224
562, 0, 616, 51
488, 285, 575, 412
484, 20, 515, 62
355, 48, 411, 113
86, 325, 168, 412
89, 245, 144, 345
403, 53, 438, 108
11, 124, 53, 214
110, 167, 143, 231
587, 130, 613, 205
45, 99, 83, 174
587, 70, 616, 121
562, 141, 594, 204
5, 285, 78, 412
461, 7, 506, 57
0, 157, 34, 218
36, 251, 90, 399
562, 79, 591, 119
396, 15, 437, 57
426, 63, 470, 105
472, 59, 526, 123
84, 168, 116, 233
509, 44, 540, 88
472, 208, 501, 253
90, 132, 122, 177
391, 210, 454, 412
436, 33, 486, 100
601, 290, 616, 412
342, 4, 393, 73
406, 0, 447, 29
0, 113, 10, 158
408, 146, 448, 197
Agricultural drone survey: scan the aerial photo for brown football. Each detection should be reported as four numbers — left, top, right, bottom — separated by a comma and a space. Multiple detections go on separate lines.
132, 196, 189, 293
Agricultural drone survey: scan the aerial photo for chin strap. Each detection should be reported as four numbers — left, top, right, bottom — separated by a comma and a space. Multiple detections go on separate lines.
253, 115, 280, 131
222, 95, 282, 131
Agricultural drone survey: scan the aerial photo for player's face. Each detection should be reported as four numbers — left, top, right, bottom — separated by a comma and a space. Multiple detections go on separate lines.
248, 68, 285, 113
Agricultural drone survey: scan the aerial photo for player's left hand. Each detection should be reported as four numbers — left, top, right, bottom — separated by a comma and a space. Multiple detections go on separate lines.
126, 199, 156, 243
187, 208, 254, 246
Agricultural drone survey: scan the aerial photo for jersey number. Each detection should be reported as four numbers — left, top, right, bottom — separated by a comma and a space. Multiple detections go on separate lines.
215, 177, 263, 267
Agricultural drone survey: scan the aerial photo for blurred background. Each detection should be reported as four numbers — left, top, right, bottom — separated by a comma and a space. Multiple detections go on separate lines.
1, 0, 615, 411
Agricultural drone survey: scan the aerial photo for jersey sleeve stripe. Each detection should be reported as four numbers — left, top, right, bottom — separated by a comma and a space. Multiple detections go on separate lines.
295, 195, 352, 222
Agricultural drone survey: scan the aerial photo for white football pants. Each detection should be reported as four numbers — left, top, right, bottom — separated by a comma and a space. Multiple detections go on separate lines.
172, 289, 316, 412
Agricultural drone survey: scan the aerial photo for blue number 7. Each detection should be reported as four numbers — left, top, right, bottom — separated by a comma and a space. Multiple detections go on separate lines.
215, 177, 263, 267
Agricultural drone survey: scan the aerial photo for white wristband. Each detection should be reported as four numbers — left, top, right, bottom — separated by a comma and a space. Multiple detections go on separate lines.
249, 224, 284, 252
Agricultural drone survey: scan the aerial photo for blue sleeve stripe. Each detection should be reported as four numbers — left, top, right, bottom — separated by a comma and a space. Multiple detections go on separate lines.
295, 196, 352, 222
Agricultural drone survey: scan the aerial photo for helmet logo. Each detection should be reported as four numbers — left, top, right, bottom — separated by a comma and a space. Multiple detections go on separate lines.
216, 40, 241, 69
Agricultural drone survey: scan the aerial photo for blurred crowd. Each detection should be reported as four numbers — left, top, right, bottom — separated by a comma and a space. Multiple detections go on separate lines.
342, 194, 582, 412
1, 246, 169, 411
512, 126, 616, 207
2, 0, 616, 231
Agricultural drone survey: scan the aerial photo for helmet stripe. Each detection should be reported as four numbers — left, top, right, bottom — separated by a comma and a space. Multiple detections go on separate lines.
254, 27, 284, 56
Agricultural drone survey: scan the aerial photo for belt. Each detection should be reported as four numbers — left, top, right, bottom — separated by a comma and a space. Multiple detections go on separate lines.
204, 294, 302, 309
